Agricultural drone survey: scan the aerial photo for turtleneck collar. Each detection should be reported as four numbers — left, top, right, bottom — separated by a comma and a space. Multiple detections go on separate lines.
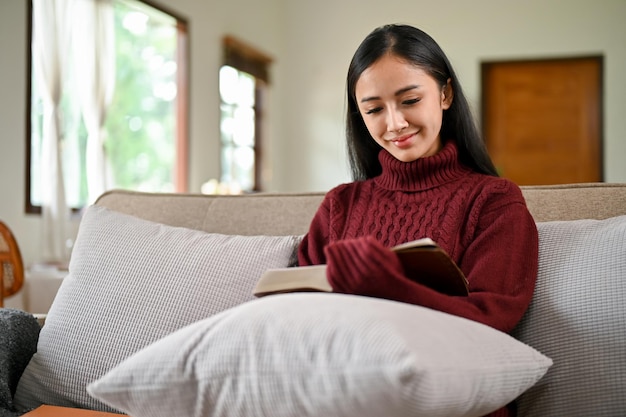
373, 140, 473, 191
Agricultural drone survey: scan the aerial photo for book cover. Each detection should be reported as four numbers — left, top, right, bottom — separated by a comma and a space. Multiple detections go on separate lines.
254, 238, 469, 297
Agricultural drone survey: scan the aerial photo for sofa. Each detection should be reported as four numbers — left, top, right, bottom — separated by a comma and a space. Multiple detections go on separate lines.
2, 182, 626, 417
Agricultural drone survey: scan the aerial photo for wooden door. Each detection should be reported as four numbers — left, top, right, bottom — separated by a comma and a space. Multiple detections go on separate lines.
482, 57, 603, 185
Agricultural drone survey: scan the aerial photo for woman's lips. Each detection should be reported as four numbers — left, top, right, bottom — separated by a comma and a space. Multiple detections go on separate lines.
391, 133, 415, 148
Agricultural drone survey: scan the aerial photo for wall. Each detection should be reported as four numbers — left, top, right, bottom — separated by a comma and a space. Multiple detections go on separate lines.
1, 0, 625, 267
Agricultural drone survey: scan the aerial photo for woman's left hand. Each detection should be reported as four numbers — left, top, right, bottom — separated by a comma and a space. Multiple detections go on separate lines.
324, 236, 404, 295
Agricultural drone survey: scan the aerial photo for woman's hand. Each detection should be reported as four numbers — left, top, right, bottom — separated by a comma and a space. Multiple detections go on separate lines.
324, 236, 404, 295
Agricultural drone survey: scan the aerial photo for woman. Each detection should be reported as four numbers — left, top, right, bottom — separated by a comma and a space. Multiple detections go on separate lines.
298, 24, 538, 415
299, 23, 538, 330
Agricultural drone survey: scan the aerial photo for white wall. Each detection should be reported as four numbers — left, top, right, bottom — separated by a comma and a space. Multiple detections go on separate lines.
1, 0, 625, 267
0, 1, 39, 267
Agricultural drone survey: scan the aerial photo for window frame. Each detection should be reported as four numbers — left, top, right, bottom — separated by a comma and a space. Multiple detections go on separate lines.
24, 0, 190, 214
221, 35, 272, 192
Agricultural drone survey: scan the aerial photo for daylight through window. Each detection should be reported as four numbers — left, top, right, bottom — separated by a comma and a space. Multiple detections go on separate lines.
219, 65, 256, 192
27, 0, 188, 213
219, 36, 272, 193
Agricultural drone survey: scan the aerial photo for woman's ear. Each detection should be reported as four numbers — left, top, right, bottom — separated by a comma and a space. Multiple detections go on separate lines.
442, 78, 454, 109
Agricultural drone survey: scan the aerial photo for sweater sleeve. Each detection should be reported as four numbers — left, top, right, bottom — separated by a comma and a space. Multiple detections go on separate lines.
324, 185, 538, 334
297, 193, 333, 266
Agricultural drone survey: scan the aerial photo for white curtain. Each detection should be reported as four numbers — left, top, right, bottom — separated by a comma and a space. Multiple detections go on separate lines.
33, 0, 115, 264
32, 0, 75, 264
74, 0, 116, 205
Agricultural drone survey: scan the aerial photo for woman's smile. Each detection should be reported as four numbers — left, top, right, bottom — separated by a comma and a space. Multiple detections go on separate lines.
388, 132, 416, 148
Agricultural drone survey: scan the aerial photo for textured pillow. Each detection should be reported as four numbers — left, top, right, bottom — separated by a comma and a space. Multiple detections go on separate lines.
512, 215, 626, 417
0, 308, 40, 416
13, 205, 301, 412
88, 292, 552, 417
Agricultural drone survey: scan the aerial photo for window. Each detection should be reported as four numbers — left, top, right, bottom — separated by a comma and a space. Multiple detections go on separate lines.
218, 36, 271, 193
26, 0, 188, 214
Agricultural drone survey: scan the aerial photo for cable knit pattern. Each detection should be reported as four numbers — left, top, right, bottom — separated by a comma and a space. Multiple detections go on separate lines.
298, 141, 538, 417
364, 151, 480, 254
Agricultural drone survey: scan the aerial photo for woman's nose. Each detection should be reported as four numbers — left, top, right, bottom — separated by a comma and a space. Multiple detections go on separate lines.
386, 109, 408, 132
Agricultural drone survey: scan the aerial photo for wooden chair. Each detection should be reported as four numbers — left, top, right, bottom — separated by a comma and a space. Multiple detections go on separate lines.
0, 221, 24, 308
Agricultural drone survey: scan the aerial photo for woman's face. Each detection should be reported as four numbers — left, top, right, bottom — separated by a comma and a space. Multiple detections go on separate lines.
354, 54, 453, 162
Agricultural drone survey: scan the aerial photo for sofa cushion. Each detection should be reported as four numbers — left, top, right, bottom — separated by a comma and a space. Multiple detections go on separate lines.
513, 215, 626, 416
0, 308, 40, 416
13, 205, 301, 412
88, 292, 551, 417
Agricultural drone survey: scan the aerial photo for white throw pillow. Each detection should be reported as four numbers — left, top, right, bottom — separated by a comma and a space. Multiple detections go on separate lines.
513, 215, 626, 416
14, 205, 301, 413
88, 292, 552, 417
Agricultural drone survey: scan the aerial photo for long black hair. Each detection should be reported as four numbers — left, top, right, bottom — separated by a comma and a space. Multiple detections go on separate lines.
346, 24, 498, 180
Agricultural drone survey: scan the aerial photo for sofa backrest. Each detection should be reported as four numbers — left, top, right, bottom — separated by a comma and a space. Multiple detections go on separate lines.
519, 183, 626, 221
95, 182, 626, 236
95, 190, 324, 236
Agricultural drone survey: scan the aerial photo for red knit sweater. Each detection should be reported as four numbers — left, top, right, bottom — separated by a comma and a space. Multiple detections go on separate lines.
297, 141, 538, 417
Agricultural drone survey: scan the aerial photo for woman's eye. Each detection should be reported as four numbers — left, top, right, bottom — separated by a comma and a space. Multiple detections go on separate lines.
365, 107, 383, 115
403, 98, 420, 106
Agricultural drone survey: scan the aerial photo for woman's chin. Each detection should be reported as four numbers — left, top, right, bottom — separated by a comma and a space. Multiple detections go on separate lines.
388, 148, 434, 163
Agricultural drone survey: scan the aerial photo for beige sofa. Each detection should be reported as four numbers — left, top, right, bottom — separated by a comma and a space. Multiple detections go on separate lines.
6, 182, 626, 417
95, 183, 626, 416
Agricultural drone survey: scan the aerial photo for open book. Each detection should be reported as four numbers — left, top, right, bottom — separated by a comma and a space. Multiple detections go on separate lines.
254, 237, 469, 297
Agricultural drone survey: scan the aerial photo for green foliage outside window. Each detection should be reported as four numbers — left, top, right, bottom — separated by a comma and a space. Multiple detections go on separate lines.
104, 1, 177, 193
